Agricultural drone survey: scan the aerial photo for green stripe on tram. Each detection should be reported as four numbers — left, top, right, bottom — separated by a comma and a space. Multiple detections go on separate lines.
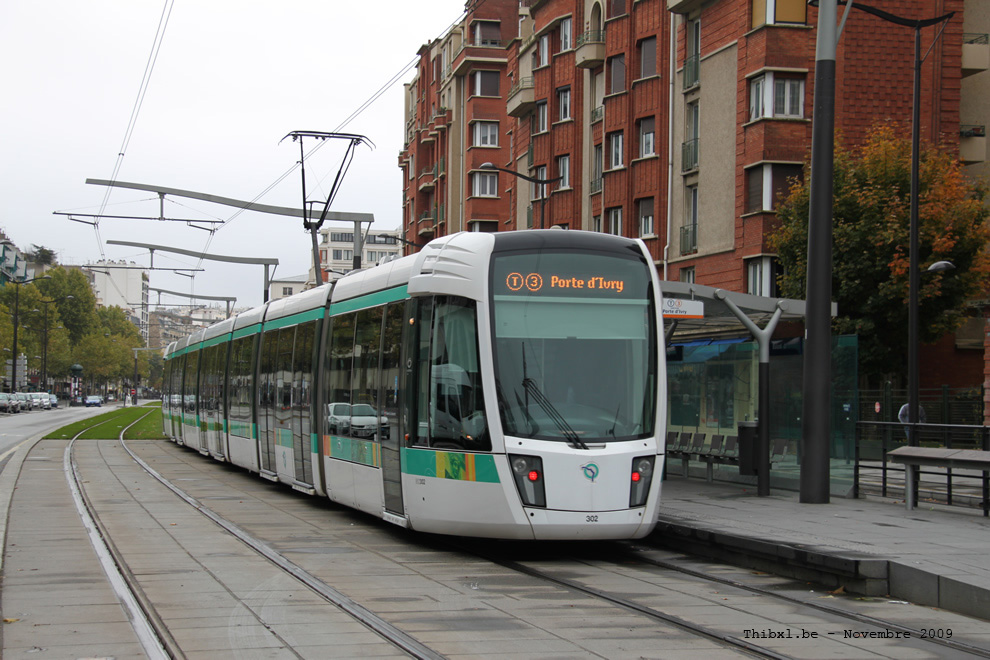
330, 285, 408, 316
401, 447, 500, 483
232, 323, 262, 340
263, 307, 325, 331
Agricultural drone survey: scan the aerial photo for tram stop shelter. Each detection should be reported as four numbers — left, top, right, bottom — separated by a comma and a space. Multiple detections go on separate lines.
659, 281, 842, 494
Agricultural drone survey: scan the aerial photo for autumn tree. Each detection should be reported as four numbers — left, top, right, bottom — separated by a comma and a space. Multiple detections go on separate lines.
771, 122, 990, 385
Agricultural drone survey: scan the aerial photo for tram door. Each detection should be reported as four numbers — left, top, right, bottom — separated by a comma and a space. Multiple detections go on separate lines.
291, 322, 316, 487
257, 330, 279, 474
380, 302, 407, 516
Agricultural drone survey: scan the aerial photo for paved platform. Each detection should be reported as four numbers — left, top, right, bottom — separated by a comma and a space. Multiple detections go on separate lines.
655, 475, 990, 621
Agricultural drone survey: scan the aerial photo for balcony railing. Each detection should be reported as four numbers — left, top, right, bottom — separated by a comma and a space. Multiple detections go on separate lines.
680, 224, 698, 255
964, 33, 989, 45
683, 54, 700, 89
681, 138, 699, 171
575, 30, 606, 47
589, 177, 603, 194
590, 105, 604, 123
961, 125, 986, 138
526, 205, 534, 229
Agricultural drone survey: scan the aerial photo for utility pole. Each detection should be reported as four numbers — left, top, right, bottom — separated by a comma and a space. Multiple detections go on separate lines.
282, 131, 374, 281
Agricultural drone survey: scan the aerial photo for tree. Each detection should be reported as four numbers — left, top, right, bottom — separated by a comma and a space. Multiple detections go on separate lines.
26, 245, 57, 266
770, 122, 990, 385
36, 267, 99, 344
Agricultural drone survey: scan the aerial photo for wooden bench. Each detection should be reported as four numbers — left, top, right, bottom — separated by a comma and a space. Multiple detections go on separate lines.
886, 447, 990, 516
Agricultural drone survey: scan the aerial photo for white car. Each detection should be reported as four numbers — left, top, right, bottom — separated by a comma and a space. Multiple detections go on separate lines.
326, 403, 389, 439
32, 393, 50, 410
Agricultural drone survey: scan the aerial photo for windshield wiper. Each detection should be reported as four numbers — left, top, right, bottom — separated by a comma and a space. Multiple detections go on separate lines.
522, 378, 589, 450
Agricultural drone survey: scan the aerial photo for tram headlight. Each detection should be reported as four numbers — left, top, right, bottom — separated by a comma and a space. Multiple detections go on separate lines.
508, 454, 546, 508
629, 456, 655, 507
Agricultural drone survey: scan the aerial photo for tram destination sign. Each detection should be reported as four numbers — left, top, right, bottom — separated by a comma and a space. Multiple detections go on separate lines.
492, 252, 651, 300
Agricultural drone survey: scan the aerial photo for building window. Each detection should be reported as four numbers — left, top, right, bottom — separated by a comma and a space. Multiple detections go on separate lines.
531, 165, 548, 200
608, 131, 624, 169
560, 17, 572, 51
609, 54, 625, 93
471, 221, 499, 233
557, 155, 570, 188
750, 73, 804, 120
745, 163, 803, 213
593, 214, 602, 232
472, 172, 498, 197
534, 101, 548, 133
536, 34, 550, 67
682, 185, 698, 254
679, 267, 695, 284
684, 19, 700, 89
472, 121, 499, 147
638, 198, 654, 236
474, 20, 501, 47
639, 36, 657, 78
473, 70, 499, 97
557, 87, 571, 121
607, 0, 627, 19
752, 0, 807, 28
638, 116, 655, 157
606, 207, 623, 235
282, 287, 293, 296
747, 257, 782, 296
682, 102, 699, 171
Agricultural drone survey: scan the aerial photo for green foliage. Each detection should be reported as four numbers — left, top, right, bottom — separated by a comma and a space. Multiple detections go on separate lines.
771, 122, 990, 384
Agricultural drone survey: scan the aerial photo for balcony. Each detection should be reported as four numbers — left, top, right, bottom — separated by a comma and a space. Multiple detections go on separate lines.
960, 125, 986, 164
962, 34, 989, 78
681, 138, 699, 172
589, 177, 602, 194
418, 165, 437, 192
680, 224, 698, 255
683, 54, 700, 90
452, 41, 508, 77
507, 76, 535, 117
590, 105, 604, 124
667, 0, 706, 15
575, 30, 606, 69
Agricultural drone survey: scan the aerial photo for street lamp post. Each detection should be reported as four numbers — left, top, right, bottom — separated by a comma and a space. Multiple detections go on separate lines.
829, 2, 953, 447
8, 275, 50, 394
479, 163, 563, 229
38, 294, 73, 391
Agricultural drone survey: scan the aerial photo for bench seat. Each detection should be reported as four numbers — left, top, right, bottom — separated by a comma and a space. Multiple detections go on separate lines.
886, 447, 990, 516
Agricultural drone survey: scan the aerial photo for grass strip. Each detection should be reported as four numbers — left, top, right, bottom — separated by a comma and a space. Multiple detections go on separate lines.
44, 405, 168, 441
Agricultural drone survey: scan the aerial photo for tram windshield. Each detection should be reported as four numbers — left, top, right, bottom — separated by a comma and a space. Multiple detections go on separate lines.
491, 249, 657, 443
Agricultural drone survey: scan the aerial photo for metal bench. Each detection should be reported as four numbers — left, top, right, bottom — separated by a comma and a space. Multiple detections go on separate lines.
886, 447, 990, 516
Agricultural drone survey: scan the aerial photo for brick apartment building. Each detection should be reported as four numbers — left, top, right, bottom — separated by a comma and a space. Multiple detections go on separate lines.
399, 0, 990, 404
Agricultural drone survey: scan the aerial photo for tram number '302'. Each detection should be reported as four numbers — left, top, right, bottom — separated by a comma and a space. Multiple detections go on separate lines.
586, 515, 599, 523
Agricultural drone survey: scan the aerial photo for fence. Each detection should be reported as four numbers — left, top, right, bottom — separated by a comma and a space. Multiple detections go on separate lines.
854, 420, 989, 512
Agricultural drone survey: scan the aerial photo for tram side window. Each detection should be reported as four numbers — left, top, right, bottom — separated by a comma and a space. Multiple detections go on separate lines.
276, 327, 295, 424
349, 307, 384, 439
326, 313, 356, 435
183, 350, 199, 417
381, 302, 404, 443
227, 335, 255, 434
259, 331, 280, 442
427, 297, 490, 451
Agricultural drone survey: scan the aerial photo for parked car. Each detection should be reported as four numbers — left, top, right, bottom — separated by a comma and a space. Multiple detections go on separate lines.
0, 393, 15, 413
16, 393, 31, 411
84, 395, 102, 407
49, 394, 59, 409
32, 393, 50, 410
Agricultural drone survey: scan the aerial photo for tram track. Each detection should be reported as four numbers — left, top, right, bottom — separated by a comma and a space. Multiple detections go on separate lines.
65, 411, 445, 660
451, 538, 990, 659
64, 425, 990, 659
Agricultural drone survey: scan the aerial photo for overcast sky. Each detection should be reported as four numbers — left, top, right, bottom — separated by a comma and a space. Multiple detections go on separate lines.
0, 0, 466, 311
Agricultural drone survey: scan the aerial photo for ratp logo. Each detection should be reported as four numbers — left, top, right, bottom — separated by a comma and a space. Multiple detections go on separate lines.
581, 462, 600, 482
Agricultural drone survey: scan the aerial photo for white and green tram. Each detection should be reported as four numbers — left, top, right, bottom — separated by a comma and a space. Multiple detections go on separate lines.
162, 230, 666, 539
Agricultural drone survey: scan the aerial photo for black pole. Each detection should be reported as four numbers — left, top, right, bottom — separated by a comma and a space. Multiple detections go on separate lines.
11, 284, 18, 394
801, 0, 837, 504
907, 26, 921, 447
758, 360, 771, 496
42, 304, 48, 391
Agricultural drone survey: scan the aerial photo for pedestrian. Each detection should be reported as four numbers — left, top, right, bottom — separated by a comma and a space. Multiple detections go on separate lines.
898, 402, 926, 441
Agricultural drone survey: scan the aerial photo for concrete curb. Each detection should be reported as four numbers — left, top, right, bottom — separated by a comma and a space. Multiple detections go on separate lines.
652, 517, 990, 621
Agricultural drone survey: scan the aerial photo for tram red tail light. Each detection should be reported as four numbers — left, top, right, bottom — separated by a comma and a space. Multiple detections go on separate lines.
629, 456, 655, 507
509, 454, 546, 508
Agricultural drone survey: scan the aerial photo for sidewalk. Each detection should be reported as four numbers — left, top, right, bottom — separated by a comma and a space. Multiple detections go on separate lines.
655, 475, 990, 621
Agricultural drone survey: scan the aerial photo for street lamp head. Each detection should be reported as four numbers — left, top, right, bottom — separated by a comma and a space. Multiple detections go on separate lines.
927, 260, 956, 273
479, 162, 496, 170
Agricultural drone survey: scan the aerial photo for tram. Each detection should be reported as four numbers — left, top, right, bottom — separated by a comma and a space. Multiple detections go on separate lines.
162, 230, 666, 539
